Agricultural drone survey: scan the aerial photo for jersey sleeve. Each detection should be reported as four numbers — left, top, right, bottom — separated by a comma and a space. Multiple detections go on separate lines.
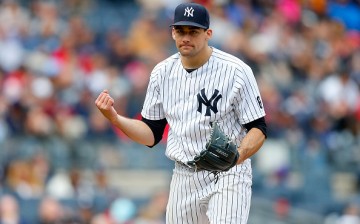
234, 65, 266, 124
141, 67, 165, 120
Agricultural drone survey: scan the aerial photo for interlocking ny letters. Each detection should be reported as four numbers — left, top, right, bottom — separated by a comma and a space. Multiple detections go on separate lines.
184, 7, 194, 17
197, 88, 222, 116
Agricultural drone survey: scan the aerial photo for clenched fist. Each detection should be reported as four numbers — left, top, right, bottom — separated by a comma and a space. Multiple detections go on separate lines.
95, 90, 118, 123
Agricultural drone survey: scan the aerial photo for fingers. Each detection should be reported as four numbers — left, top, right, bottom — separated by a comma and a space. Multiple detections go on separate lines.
95, 90, 114, 109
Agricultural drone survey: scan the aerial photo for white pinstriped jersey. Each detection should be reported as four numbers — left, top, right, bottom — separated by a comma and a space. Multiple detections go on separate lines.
141, 47, 265, 164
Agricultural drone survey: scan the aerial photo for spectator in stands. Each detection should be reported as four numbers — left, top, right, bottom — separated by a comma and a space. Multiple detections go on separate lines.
0, 194, 27, 224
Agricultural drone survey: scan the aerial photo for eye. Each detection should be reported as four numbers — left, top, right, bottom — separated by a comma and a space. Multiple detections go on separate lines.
176, 30, 185, 35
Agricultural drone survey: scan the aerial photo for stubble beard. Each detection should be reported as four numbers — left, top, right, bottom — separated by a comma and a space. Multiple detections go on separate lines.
179, 45, 197, 57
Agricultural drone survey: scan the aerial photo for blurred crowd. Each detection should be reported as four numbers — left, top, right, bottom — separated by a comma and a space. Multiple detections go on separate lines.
0, 0, 360, 223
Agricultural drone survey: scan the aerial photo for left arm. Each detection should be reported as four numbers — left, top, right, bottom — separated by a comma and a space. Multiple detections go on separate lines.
233, 65, 266, 164
236, 127, 266, 164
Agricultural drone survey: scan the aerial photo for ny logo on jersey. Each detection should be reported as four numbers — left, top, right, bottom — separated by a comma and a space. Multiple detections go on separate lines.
197, 88, 222, 116
184, 7, 194, 17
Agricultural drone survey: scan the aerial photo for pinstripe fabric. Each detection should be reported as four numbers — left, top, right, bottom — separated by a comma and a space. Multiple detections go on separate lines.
141, 47, 264, 223
167, 160, 252, 224
142, 48, 265, 163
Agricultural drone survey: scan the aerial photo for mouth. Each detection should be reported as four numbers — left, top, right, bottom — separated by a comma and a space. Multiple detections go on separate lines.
180, 45, 193, 48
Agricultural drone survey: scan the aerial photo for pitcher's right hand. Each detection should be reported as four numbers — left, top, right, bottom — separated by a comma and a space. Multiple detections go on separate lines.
95, 90, 118, 123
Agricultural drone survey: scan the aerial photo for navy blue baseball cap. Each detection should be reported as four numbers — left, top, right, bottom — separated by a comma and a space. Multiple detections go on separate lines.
170, 3, 210, 29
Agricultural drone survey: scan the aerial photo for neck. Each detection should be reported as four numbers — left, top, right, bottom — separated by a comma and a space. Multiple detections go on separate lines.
181, 46, 212, 69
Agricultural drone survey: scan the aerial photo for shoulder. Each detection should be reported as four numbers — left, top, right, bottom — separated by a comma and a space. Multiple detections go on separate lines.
152, 53, 180, 75
211, 48, 252, 74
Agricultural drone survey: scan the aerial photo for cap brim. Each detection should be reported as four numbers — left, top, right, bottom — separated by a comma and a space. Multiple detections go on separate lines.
170, 21, 208, 29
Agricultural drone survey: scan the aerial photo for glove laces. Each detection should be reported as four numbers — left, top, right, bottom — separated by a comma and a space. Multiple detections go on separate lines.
209, 171, 220, 184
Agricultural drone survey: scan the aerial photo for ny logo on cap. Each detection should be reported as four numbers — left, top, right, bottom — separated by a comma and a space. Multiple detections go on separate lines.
184, 7, 194, 17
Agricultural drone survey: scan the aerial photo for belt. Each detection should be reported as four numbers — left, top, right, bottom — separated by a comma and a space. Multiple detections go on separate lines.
175, 161, 207, 172
175, 161, 197, 172
175, 161, 220, 183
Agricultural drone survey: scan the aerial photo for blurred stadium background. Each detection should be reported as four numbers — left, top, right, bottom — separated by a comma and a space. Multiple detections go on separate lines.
0, 0, 359, 223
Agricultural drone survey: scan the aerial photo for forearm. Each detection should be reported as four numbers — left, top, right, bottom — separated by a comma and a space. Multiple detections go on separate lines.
237, 128, 266, 164
95, 90, 155, 146
111, 115, 155, 146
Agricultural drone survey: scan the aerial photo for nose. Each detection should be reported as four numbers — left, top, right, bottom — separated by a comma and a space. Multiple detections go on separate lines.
181, 33, 191, 42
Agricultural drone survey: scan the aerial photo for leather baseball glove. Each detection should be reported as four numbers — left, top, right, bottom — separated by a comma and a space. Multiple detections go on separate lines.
187, 122, 239, 172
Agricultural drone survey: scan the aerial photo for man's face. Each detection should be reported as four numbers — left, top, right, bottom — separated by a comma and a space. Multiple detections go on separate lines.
172, 26, 212, 57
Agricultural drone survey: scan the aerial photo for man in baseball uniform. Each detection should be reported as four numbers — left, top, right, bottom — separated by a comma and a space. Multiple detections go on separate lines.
95, 2, 267, 223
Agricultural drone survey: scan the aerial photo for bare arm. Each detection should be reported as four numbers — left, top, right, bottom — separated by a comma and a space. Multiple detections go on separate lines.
95, 90, 155, 146
236, 128, 266, 164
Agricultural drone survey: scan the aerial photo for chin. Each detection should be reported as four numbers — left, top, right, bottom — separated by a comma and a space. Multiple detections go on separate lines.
179, 49, 195, 57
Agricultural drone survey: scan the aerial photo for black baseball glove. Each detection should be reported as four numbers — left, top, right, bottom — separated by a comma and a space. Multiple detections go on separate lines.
187, 122, 239, 172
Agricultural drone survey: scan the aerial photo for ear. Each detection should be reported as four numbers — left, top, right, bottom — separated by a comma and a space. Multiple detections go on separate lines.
205, 29, 212, 41
172, 28, 176, 40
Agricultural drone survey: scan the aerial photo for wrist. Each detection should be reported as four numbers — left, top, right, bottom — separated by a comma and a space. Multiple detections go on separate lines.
236, 150, 245, 164
109, 114, 119, 124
